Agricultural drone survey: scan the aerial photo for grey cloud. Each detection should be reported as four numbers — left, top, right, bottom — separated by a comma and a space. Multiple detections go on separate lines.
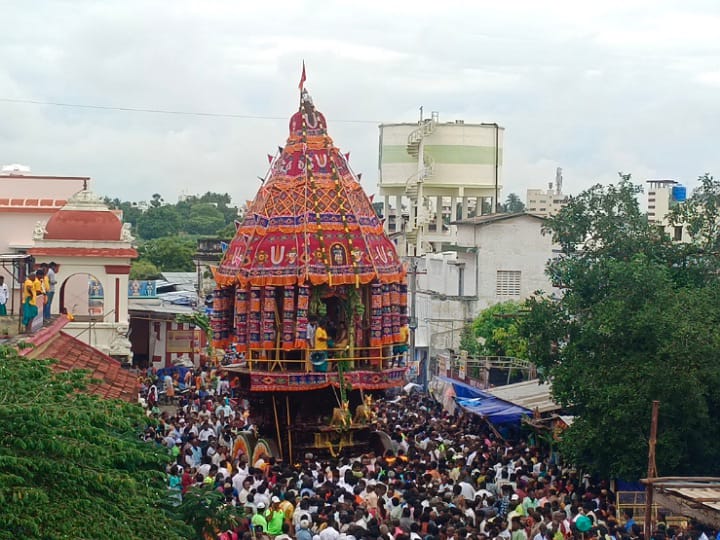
0, 0, 718, 206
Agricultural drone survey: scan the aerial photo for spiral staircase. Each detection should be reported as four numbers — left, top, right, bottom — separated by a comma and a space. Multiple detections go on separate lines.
404, 113, 438, 249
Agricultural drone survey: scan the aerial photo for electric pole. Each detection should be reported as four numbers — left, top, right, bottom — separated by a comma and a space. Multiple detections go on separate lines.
644, 400, 660, 536
406, 258, 427, 389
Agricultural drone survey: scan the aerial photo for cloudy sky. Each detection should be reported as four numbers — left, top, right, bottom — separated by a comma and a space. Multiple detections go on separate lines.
1, 0, 718, 206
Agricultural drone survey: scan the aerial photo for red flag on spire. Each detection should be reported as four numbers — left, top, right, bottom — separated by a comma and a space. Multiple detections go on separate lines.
298, 61, 306, 91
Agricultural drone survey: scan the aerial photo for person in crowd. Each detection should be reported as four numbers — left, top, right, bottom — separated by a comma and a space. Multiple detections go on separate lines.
0, 275, 8, 316
311, 318, 329, 372
137, 370, 718, 540
44, 262, 57, 319
22, 270, 38, 333
393, 319, 410, 367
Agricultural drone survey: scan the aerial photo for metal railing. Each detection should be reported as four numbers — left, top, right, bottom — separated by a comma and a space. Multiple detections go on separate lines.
406, 117, 438, 148
229, 345, 405, 373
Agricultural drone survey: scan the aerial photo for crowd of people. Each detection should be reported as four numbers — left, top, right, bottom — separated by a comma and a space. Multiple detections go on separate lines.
20, 262, 58, 332
142, 376, 720, 540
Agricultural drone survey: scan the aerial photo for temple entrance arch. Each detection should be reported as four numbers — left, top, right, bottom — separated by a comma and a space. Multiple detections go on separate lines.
59, 272, 106, 321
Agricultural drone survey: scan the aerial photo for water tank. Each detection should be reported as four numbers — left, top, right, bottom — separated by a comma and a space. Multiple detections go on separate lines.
672, 185, 687, 203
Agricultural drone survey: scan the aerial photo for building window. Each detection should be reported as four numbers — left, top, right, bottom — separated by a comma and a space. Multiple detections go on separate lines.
458, 266, 465, 296
674, 226, 683, 241
496, 270, 521, 296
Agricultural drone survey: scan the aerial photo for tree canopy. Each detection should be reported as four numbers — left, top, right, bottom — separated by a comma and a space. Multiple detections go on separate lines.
107, 191, 240, 241
137, 205, 182, 240
463, 300, 528, 358
521, 174, 720, 479
138, 236, 196, 272
502, 192, 526, 213
129, 259, 162, 280
0, 345, 192, 539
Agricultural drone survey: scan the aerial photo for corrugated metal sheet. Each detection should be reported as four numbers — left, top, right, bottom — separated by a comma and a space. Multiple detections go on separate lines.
486, 379, 560, 413
664, 486, 720, 512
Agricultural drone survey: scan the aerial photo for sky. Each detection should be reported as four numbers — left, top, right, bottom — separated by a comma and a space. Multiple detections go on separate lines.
1, 0, 719, 207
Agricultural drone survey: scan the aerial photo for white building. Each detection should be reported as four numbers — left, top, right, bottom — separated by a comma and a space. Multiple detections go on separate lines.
526, 167, 569, 217
29, 189, 137, 363
413, 213, 557, 356
377, 113, 504, 255
647, 179, 689, 242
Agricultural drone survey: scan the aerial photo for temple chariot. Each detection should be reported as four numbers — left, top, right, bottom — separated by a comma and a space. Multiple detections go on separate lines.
210, 80, 409, 463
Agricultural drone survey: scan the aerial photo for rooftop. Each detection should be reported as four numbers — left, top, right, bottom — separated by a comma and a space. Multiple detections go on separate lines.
486, 379, 560, 414
452, 212, 545, 226
17, 318, 139, 402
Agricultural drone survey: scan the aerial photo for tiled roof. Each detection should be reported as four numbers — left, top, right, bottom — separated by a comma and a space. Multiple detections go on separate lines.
24, 331, 139, 402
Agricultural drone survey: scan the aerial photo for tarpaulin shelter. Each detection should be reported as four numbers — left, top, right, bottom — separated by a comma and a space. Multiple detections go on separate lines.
432, 376, 531, 424
456, 396, 530, 425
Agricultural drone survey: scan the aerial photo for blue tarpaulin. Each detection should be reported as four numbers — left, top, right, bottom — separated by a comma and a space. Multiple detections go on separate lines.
456, 396, 530, 425
435, 376, 489, 400
434, 376, 531, 425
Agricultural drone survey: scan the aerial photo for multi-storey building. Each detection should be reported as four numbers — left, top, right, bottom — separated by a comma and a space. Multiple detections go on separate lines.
526, 168, 569, 217
647, 179, 689, 242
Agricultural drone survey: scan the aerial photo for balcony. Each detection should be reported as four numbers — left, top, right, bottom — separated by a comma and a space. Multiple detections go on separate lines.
221, 346, 408, 392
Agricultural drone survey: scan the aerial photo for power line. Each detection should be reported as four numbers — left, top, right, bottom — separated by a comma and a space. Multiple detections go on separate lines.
0, 97, 381, 124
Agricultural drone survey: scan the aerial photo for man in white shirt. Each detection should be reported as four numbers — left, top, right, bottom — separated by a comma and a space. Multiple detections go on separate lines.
198, 421, 215, 443
318, 520, 340, 540
44, 262, 57, 319
0, 276, 7, 316
236, 477, 253, 505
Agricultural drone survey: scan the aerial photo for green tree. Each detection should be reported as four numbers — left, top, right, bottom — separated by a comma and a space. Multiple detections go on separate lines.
198, 192, 239, 224
139, 236, 196, 272
470, 300, 528, 357
0, 345, 192, 539
185, 203, 226, 236
130, 259, 162, 280
521, 175, 720, 479
120, 202, 144, 228
175, 198, 195, 224
104, 198, 143, 229
459, 322, 479, 357
216, 222, 238, 242
165, 486, 241, 539
503, 192, 526, 213
667, 174, 720, 256
137, 205, 182, 240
